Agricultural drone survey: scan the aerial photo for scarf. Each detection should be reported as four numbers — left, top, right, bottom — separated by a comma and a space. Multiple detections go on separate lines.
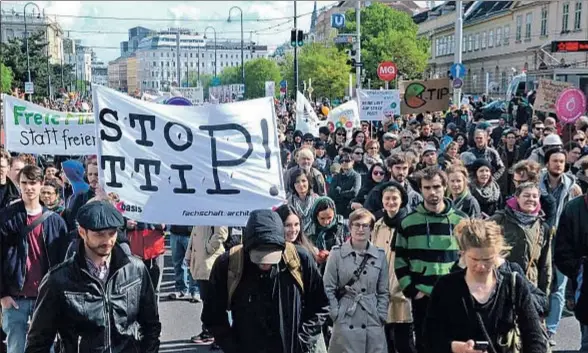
452, 190, 470, 210
470, 180, 501, 204
383, 208, 408, 229
312, 196, 338, 250
505, 197, 540, 227
289, 193, 315, 223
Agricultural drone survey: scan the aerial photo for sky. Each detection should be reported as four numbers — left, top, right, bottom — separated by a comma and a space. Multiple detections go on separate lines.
1, 1, 427, 62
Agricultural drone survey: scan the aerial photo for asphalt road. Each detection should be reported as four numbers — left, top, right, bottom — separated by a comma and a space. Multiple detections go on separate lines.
157, 249, 583, 353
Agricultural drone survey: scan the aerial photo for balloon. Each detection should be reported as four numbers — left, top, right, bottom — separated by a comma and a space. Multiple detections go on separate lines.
321, 106, 330, 115
345, 121, 353, 129
336, 122, 343, 128
340, 117, 348, 124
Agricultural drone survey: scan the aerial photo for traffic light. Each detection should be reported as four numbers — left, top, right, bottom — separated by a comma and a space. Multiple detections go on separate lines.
291, 29, 296, 47
251, 42, 256, 53
291, 29, 304, 47
346, 49, 357, 72
297, 30, 304, 47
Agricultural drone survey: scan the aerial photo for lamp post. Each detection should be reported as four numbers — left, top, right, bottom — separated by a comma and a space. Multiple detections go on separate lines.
204, 26, 217, 77
228, 6, 245, 96
24, 2, 41, 100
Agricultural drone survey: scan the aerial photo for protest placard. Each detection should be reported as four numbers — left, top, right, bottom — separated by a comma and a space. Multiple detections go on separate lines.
400, 78, 450, 114
265, 81, 276, 98
92, 85, 286, 226
357, 90, 400, 121
327, 100, 360, 140
296, 91, 325, 136
534, 79, 573, 113
3, 94, 95, 155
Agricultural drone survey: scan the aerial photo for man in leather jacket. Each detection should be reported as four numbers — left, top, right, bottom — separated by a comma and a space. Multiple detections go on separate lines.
24, 201, 161, 353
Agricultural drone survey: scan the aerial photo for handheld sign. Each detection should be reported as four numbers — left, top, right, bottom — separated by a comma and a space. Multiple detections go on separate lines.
377, 62, 397, 82
556, 88, 587, 124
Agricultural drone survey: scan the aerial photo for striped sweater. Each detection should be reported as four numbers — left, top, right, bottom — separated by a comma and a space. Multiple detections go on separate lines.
394, 200, 466, 298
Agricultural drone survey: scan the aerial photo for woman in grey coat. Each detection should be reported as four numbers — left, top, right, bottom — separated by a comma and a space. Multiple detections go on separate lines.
323, 208, 389, 353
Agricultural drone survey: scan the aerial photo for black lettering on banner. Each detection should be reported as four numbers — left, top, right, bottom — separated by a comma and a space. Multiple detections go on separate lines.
101, 155, 125, 188
134, 158, 161, 191
260, 119, 271, 169
164, 121, 193, 151
129, 113, 156, 147
171, 164, 196, 194
199, 123, 253, 195
99, 108, 122, 142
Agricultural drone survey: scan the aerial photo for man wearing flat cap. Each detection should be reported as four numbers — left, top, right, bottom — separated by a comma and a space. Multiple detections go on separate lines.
24, 201, 161, 353
202, 209, 329, 353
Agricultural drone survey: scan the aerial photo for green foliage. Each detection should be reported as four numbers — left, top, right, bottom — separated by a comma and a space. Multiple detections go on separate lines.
0, 31, 75, 98
217, 58, 282, 99
0, 62, 14, 94
343, 3, 430, 86
280, 42, 350, 100
219, 66, 241, 85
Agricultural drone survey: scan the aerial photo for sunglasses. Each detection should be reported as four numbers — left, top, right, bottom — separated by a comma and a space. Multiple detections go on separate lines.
575, 138, 585, 142
354, 152, 364, 155
336, 133, 345, 137
304, 139, 314, 143
372, 171, 385, 176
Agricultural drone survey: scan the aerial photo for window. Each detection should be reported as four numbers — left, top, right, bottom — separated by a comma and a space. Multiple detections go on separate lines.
540, 6, 548, 36
482, 31, 487, 49
475, 33, 480, 50
525, 13, 532, 39
496, 27, 502, 46
574, 2, 582, 30
436, 38, 440, 57
504, 25, 511, 45
463, 36, 467, 53
516, 15, 523, 41
563, 3, 570, 32
468, 34, 473, 51
489, 29, 494, 48
449, 35, 454, 54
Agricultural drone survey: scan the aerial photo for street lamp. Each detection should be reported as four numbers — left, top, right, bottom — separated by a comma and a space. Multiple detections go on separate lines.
204, 26, 217, 77
23, 2, 41, 100
228, 6, 245, 95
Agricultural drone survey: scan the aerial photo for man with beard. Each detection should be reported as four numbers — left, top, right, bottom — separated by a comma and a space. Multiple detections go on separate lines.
363, 153, 422, 218
394, 167, 466, 353
64, 160, 99, 230
0, 165, 69, 353
520, 120, 545, 159
24, 201, 161, 353
539, 147, 583, 347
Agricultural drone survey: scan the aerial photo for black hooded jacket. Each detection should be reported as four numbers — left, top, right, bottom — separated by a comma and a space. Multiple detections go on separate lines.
0, 177, 20, 209
202, 210, 329, 353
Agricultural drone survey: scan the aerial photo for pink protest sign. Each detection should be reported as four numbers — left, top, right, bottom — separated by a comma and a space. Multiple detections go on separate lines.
556, 88, 587, 124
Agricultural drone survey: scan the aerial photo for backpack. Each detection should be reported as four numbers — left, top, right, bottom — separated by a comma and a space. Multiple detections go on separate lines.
226, 242, 304, 308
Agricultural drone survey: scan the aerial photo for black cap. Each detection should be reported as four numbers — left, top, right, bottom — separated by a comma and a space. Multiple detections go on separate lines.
77, 200, 124, 231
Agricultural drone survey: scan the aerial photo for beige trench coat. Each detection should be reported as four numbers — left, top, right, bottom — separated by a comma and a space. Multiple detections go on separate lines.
323, 240, 389, 353
371, 219, 413, 323
185, 226, 229, 281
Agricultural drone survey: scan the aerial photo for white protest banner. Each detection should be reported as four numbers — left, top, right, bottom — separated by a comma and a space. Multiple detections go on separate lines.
265, 81, 276, 98
92, 86, 285, 226
357, 89, 400, 121
3, 94, 96, 155
296, 91, 325, 136
327, 100, 360, 140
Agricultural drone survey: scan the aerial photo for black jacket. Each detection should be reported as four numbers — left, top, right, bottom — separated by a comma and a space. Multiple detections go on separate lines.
425, 270, 547, 353
328, 169, 361, 219
64, 188, 95, 231
554, 194, 588, 324
202, 212, 329, 353
0, 178, 20, 209
24, 242, 161, 353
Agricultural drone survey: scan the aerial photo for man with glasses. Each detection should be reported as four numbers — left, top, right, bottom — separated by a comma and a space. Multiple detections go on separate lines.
394, 167, 466, 353
380, 132, 398, 159
521, 120, 545, 158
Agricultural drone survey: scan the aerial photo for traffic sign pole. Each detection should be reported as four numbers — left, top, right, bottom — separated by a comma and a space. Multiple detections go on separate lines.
453, 0, 463, 105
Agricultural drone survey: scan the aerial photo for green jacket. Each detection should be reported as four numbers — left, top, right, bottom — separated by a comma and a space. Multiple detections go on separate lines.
394, 200, 466, 298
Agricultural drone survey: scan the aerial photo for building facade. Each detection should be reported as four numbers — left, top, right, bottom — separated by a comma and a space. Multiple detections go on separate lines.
108, 57, 128, 92
135, 28, 269, 91
415, 1, 588, 95
92, 58, 108, 87
126, 54, 139, 94
121, 26, 154, 58
0, 8, 63, 65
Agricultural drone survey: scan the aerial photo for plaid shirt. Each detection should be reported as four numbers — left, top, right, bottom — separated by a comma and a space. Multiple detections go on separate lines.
85, 255, 111, 284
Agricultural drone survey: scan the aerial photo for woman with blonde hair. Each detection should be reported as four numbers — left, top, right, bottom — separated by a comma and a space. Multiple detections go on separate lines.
446, 165, 481, 218
425, 219, 547, 353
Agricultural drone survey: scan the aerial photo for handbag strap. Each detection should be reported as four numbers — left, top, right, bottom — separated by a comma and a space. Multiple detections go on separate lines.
21, 210, 54, 238
341, 253, 371, 290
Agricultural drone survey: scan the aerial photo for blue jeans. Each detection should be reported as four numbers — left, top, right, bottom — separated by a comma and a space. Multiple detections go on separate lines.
546, 267, 568, 334
170, 234, 198, 294
2, 298, 35, 353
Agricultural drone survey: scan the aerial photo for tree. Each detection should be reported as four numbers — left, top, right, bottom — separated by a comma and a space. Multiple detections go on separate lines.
343, 3, 429, 86
0, 31, 75, 98
243, 58, 281, 99
218, 66, 241, 85
280, 42, 350, 100
0, 62, 14, 94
